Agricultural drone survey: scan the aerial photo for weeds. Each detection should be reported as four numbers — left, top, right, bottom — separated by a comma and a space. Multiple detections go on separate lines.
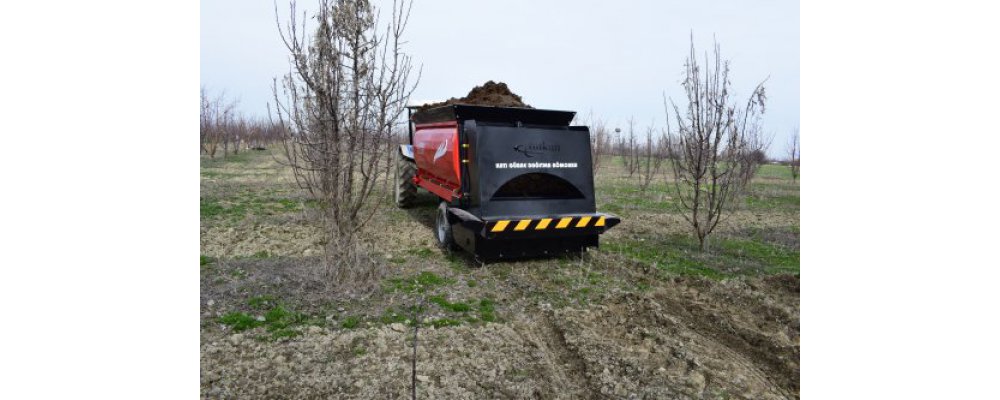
228, 268, 246, 279
719, 238, 800, 274
756, 164, 795, 180
341, 316, 361, 329
385, 271, 455, 294
219, 312, 262, 331
252, 250, 271, 259
445, 253, 467, 271
271, 329, 300, 340
429, 295, 471, 312
247, 295, 277, 310
200, 192, 309, 221
380, 309, 409, 325
389, 256, 407, 264
408, 247, 434, 258
477, 298, 496, 322
264, 305, 304, 328
745, 193, 799, 211
604, 234, 800, 279
218, 299, 314, 339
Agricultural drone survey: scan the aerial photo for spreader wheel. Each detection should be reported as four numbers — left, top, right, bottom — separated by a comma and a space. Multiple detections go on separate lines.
434, 201, 458, 250
395, 151, 417, 208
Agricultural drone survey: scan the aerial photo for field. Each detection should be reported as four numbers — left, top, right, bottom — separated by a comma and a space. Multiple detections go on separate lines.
200, 149, 800, 399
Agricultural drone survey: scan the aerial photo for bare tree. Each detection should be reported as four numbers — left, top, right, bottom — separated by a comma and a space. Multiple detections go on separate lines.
200, 87, 213, 155
638, 125, 667, 193
618, 118, 640, 176
787, 128, 800, 181
201, 87, 286, 156
735, 120, 773, 190
664, 36, 767, 251
589, 115, 611, 175
630, 121, 641, 177
200, 87, 238, 158
271, 0, 418, 295
573, 112, 611, 175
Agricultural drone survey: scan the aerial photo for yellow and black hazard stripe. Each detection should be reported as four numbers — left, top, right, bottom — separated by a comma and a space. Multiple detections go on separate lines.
488, 215, 608, 233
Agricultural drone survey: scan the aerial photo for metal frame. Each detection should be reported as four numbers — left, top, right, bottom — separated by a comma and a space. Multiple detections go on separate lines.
406, 104, 621, 260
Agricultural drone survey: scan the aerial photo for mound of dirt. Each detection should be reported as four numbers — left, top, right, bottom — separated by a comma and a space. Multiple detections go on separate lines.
420, 80, 532, 110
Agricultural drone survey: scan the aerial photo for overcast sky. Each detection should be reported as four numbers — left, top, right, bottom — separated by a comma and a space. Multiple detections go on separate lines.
201, 0, 799, 157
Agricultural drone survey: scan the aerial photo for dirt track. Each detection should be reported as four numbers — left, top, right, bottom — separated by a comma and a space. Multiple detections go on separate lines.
201, 275, 798, 399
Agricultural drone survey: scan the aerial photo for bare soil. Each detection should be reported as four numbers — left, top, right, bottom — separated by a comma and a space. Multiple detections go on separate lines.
419, 80, 532, 110
200, 151, 800, 399
201, 274, 798, 399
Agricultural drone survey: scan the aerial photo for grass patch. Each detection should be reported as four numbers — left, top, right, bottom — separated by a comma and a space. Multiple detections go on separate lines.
341, 316, 361, 329
385, 271, 455, 294
445, 253, 467, 271
379, 311, 406, 325
263, 305, 308, 332
219, 312, 262, 331
477, 298, 496, 322
757, 164, 796, 180
408, 247, 434, 258
252, 250, 271, 259
430, 318, 463, 328
719, 238, 800, 274
200, 192, 307, 221
586, 271, 605, 285
429, 295, 472, 312
408, 296, 498, 325
200, 255, 215, 266
599, 202, 624, 214
247, 295, 277, 310
270, 328, 300, 340
389, 256, 407, 264
200, 198, 230, 219
219, 301, 316, 339
201, 152, 253, 164
595, 182, 682, 214
745, 192, 799, 210
228, 268, 246, 279
604, 236, 725, 279
604, 234, 799, 279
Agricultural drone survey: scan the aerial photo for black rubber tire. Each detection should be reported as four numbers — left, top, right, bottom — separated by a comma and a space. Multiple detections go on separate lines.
435, 201, 457, 250
395, 151, 417, 208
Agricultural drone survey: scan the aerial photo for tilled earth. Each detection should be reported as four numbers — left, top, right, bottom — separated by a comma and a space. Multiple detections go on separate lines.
201, 274, 798, 399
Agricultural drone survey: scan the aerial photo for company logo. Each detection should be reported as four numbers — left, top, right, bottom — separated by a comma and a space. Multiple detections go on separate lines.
513, 141, 560, 158
433, 138, 448, 162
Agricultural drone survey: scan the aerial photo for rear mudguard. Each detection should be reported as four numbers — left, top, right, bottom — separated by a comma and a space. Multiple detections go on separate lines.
398, 144, 414, 161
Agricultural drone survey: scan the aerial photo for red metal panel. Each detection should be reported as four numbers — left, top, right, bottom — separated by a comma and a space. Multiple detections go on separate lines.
412, 121, 461, 201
